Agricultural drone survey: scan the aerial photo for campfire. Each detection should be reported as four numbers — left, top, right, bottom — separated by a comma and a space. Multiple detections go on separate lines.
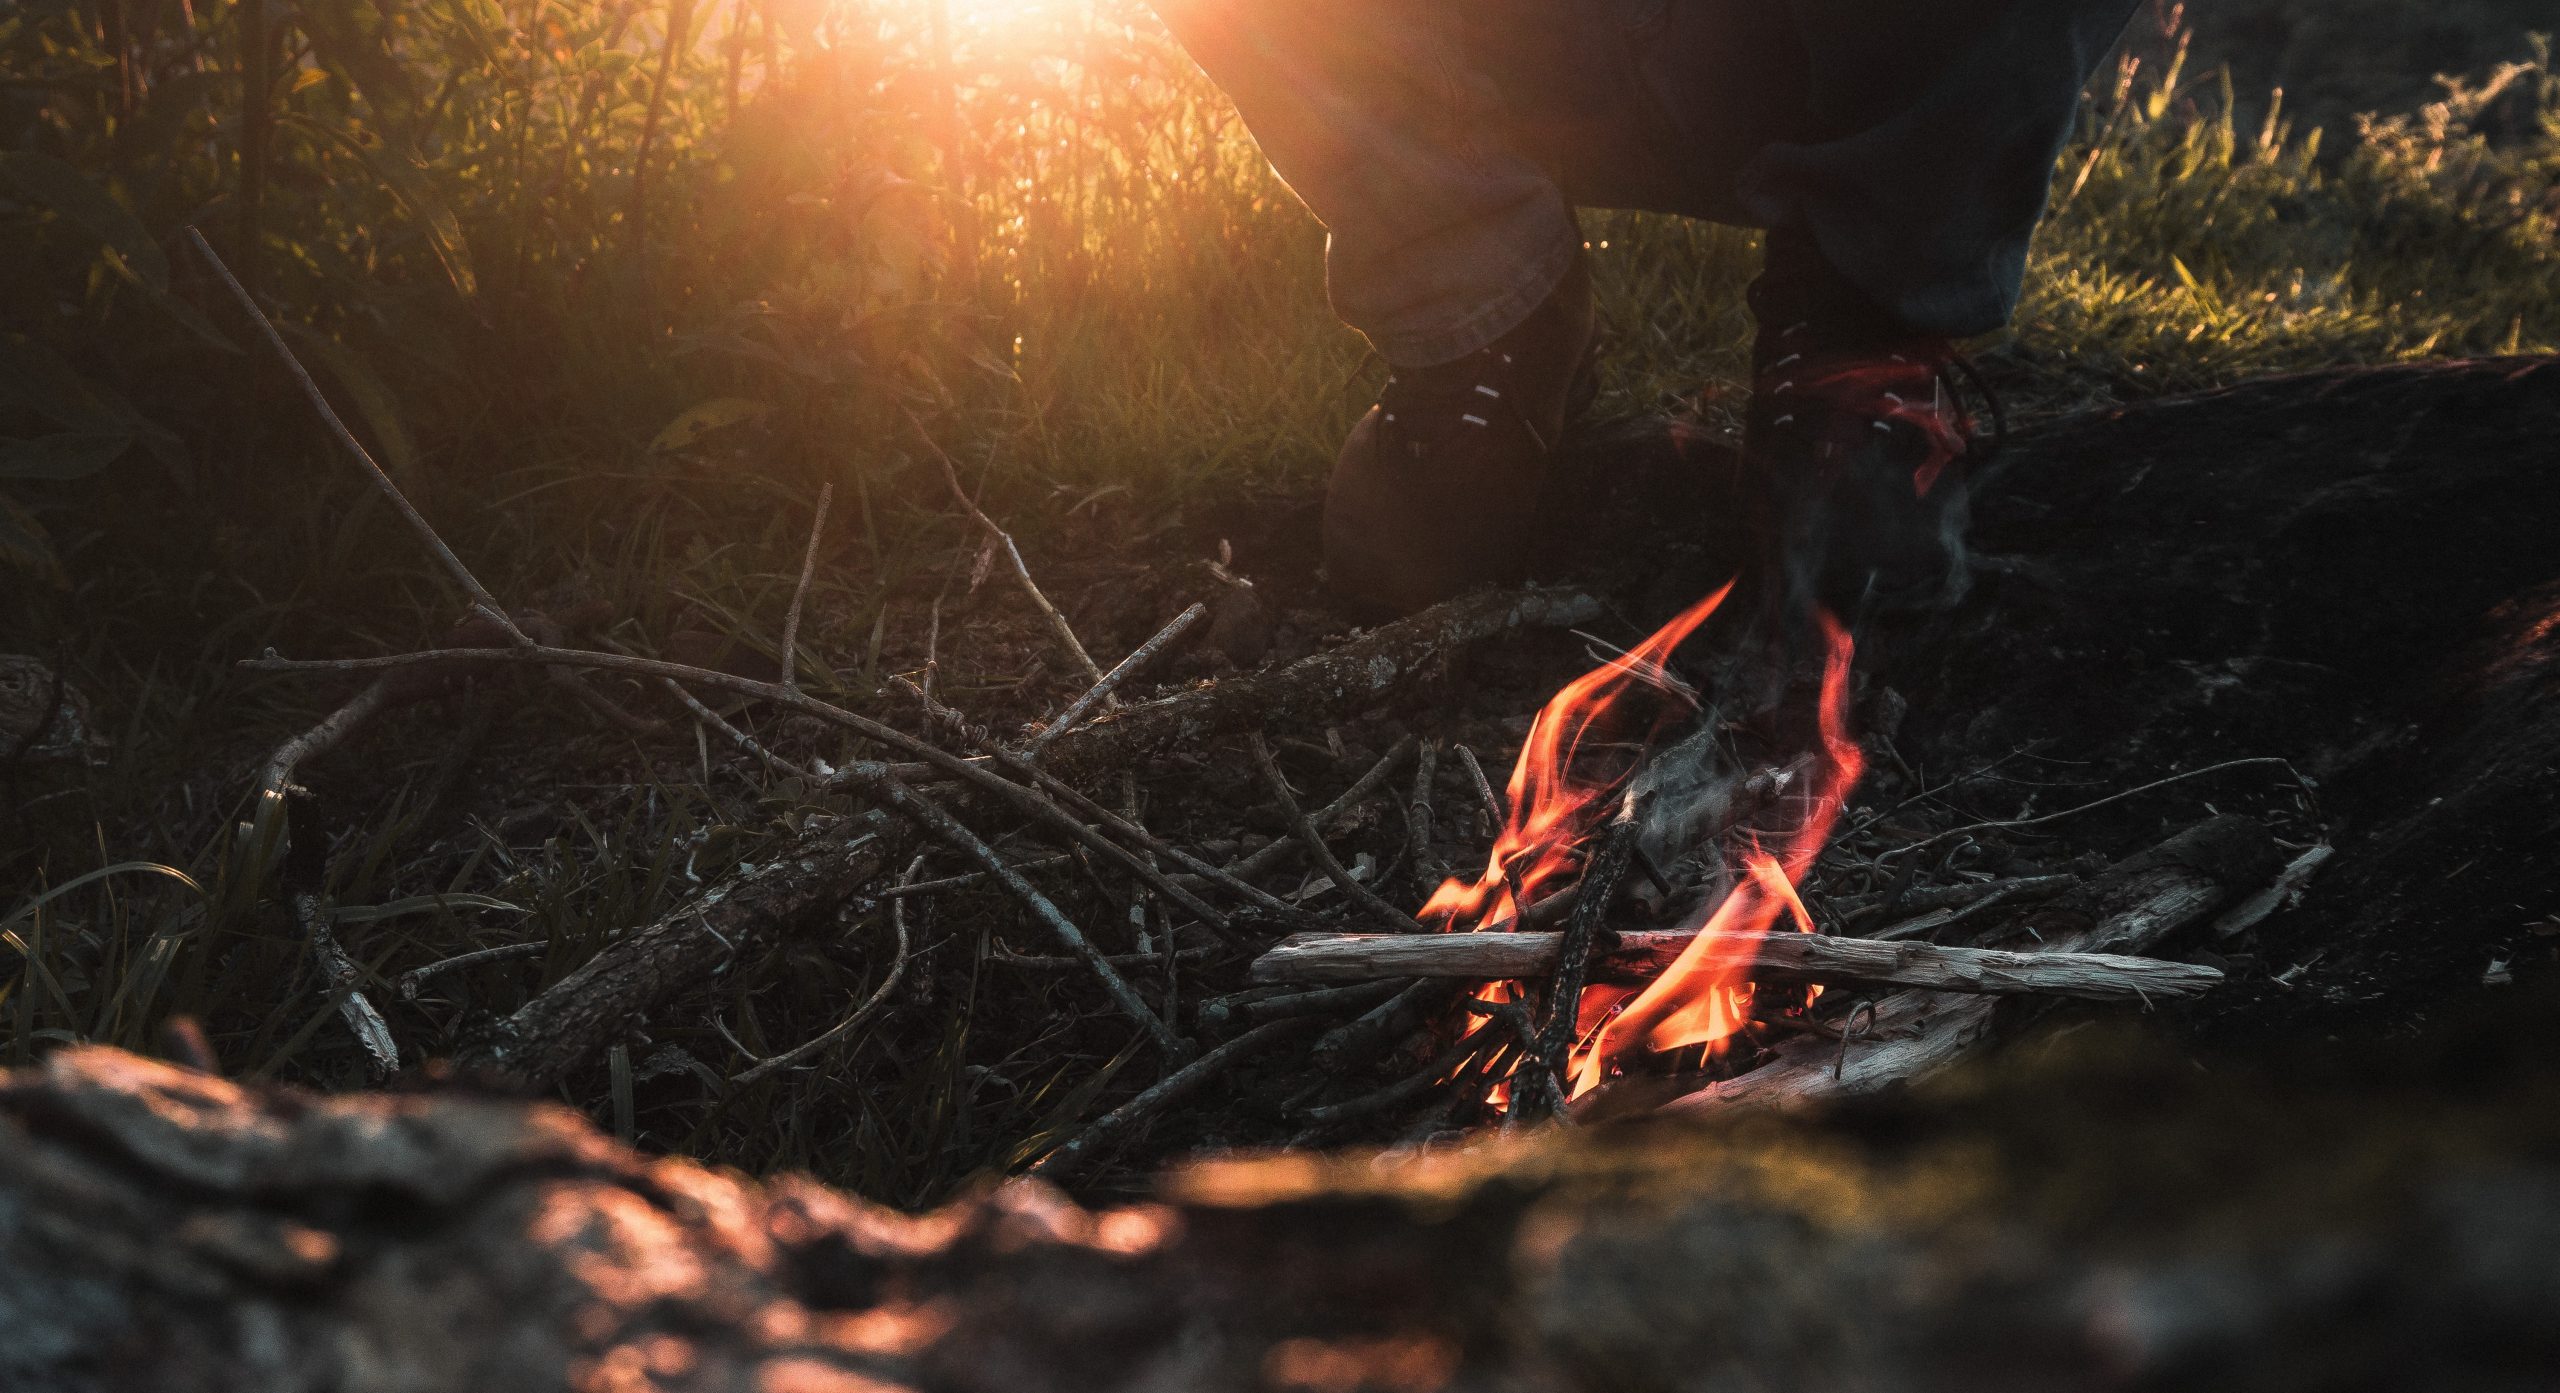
185, 230, 2383, 1184
1239, 584, 2299, 1132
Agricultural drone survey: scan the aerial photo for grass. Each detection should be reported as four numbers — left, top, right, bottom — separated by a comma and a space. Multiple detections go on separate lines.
2, 1, 2555, 1204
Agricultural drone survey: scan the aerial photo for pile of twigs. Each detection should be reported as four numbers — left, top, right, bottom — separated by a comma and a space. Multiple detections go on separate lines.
203, 229, 2328, 1182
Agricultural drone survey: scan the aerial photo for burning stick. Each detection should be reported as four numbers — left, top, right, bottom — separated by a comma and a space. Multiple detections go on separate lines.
1518, 794, 1649, 1119
1248, 928, 2223, 1004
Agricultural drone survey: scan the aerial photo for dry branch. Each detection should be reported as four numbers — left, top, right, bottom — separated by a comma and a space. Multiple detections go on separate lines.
1029, 1017, 1314, 1183
777, 483, 831, 692
1035, 587, 1604, 782
189, 229, 525, 645
1658, 814, 2281, 1114
1025, 601, 1208, 755
459, 823, 893, 1089
1251, 928, 2223, 1003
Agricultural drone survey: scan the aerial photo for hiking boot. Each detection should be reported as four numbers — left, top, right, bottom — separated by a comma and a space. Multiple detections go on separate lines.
1323, 257, 1599, 617
1744, 246, 1994, 619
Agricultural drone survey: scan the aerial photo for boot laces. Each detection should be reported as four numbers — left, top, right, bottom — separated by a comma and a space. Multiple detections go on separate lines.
1379, 348, 1547, 458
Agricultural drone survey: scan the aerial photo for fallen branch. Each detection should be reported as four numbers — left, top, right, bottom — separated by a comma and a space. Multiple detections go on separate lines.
1251, 928, 2222, 1003
1036, 587, 1603, 782
1028, 1016, 1313, 1183
459, 823, 892, 1089
853, 768, 1187, 1061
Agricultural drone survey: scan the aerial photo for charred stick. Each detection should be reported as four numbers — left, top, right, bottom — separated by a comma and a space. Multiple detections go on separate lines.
1663, 815, 2282, 1114
397, 940, 550, 1000
1404, 738, 1448, 895
777, 483, 832, 692
1412, 1036, 1518, 1138
1455, 743, 1504, 836
1298, 1020, 1494, 1128
731, 852, 918, 1086
1030, 1017, 1315, 1184
1249, 732, 1423, 933
857, 768, 1187, 1061
1252, 928, 2225, 1003
1025, 602, 1208, 754
1526, 794, 1647, 1116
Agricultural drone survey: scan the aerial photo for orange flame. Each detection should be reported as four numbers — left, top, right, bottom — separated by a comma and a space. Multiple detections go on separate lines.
1567, 612, 1863, 1096
1419, 581, 1735, 934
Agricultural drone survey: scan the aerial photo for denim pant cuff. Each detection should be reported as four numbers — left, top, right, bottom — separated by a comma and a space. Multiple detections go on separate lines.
1357, 228, 1584, 368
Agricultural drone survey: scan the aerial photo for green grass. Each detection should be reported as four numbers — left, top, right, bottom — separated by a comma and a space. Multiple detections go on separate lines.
2, 2, 2555, 1203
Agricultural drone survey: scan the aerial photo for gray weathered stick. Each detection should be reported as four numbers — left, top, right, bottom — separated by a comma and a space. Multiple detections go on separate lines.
1251, 928, 2224, 1003
1659, 814, 2278, 1115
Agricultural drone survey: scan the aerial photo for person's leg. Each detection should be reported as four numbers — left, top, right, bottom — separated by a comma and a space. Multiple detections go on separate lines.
1731, 0, 2145, 338
1150, 0, 1582, 367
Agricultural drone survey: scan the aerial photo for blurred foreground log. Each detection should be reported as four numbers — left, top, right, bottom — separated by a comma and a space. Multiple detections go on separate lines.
8, 1031, 2560, 1392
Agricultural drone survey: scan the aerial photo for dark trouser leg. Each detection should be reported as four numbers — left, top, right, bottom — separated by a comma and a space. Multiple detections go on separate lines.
1150, 0, 1583, 366
1157, 0, 2140, 349
1726, 0, 2146, 336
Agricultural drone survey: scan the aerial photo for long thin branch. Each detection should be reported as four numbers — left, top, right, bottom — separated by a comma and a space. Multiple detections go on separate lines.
256, 677, 396, 799
661, 679, 818, 781
910, 413, 1104, 686
1878, 758, 2302, 862
777, 483, 832, 692
1221, 735, 1418, 885
186, 228, 527, 644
